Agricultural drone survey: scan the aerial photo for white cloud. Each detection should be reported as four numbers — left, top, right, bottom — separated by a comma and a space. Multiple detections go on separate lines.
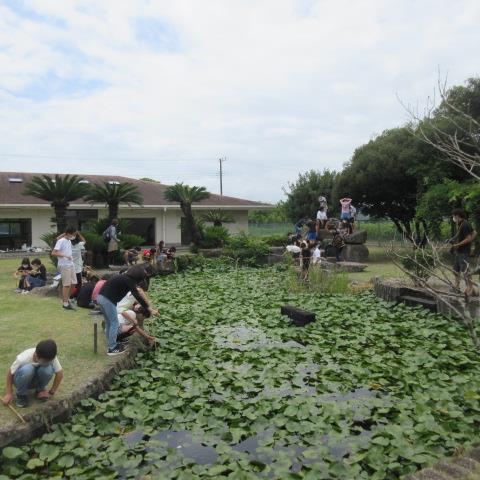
0, 0, 479, 201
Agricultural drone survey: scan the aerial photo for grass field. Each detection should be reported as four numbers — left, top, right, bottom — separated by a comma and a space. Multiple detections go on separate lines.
0, 257, 113, 428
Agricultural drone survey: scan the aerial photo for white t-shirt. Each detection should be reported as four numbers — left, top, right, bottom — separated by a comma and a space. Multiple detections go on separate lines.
72, 242, 86, 273
316, 210, 327, 221
312, 247, 322, 264
117, 293, 136, 325
54, 238, 74, 268
10, 348, 62, 375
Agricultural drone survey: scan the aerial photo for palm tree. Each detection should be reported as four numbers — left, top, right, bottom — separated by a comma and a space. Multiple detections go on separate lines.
24, 174, 89, 233
84, 181, 143, 222
201, 210, 235, 227
164, 183, 210, 245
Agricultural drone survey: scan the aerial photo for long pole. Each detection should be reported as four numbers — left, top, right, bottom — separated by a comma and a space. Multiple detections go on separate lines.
219, 157, 225, 195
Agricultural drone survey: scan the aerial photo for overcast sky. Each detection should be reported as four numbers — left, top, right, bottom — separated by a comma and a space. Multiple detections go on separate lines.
0, 0, 479, 203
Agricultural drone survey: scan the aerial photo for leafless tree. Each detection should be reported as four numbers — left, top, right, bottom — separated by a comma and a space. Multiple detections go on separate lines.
388, 241, 479, 349
403, 76, 480, 181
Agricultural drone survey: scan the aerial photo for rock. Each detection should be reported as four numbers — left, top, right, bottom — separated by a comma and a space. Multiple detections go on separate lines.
29, 283, 62, 298
317, 230, 333, 242
320, 261, 367, 273
344, 230, 367, 244
341, 244, 369, 262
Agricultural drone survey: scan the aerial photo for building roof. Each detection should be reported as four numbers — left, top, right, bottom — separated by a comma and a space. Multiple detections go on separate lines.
0, 172, 272, 209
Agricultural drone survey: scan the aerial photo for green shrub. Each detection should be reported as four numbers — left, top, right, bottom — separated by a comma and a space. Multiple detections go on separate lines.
198, 226, 230, 249
173, 254, 209, 272
224, 232, 269, 267
260, 233, 288, 246
82, 231, 106, 254
119, 234, 145, 249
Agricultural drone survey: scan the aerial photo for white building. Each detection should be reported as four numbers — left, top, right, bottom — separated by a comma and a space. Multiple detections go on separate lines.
0, 172, 272, 249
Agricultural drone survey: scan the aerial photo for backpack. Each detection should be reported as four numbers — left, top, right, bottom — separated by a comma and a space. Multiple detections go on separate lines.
102, 227, 111, 242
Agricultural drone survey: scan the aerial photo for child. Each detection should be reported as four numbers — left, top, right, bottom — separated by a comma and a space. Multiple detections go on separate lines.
97, 266, 158, 356
116, 292, 155, 346
316, 207, 328, 231
300, 241, 311, 280
2, 339, 63, 408
123, 246, 141, 266
340, 197, 352, 221
332, 229, 345, 262
312, 243, 323, 265
14, 257, 32, 292
305, 220, 317, 242
52, 226, 77, 310
27, 258, 47, 289
156, 241, 167, 268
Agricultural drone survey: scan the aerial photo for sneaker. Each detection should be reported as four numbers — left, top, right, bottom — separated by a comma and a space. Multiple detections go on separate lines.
62, 303, 76, 311
16, 395, 29, 408
14, 288, 22, 293
107, 344, 128, 356
21, 290, 29, 294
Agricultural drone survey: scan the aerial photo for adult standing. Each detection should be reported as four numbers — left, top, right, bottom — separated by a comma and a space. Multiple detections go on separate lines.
318, 195, 328, 212
106, 219, 120, 266
97, 266, 158, 356
451, 209, 477, 294
52, 226, 77, 310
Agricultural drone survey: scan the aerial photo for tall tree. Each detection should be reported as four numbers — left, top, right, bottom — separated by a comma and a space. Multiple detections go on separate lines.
84, 182, 143, 222
164, 183, 210, 245
283, 169, 338, 222
334, 128, 421, 239
24, 174, 88, 233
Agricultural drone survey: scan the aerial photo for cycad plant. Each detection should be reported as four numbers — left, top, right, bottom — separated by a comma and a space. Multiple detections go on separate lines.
164, 183, 210, 245
201, 210, 235, 227
24, 174, 89, 233
84, 181, 143, 221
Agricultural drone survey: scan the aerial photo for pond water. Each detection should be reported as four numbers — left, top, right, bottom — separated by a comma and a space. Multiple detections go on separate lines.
2, 267, 480, 479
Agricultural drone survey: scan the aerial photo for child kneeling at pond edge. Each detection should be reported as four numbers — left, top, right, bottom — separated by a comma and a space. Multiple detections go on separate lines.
2, 339, 63, 408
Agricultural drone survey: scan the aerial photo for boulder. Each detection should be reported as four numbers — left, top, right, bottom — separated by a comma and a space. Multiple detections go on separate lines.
320, 261, 367, 273
30, 283, 61, 298
342, 244, 369, 262
344, 230, 367, 244
317, 230, 333, 242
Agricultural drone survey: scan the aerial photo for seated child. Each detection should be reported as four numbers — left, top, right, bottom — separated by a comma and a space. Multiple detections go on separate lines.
123, 246, 141, 266
14, 257, 32, 292
26, 258, 47, 290
2, 339, 63, 408
316, 207, 328, 231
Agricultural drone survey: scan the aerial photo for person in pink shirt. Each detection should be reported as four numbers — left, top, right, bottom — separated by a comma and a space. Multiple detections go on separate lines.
92, 279, 107, 303
340, 198, 352, 221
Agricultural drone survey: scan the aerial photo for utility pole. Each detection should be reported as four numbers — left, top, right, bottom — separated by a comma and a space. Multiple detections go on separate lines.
219, 157, 226, 195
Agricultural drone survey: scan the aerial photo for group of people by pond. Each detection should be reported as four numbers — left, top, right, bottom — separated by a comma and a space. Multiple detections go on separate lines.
288, 196, 357, 279
3, 203, 478, 410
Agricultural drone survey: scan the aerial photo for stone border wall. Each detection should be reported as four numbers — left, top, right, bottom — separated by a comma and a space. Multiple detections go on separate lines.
0, 338, 146, 449
405, 445, 480, 480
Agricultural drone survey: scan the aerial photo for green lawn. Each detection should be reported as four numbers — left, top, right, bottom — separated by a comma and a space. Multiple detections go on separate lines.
0, 257, 113, 428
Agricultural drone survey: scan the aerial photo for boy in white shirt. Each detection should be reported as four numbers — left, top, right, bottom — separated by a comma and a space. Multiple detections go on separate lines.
2, 339, 63, 408
312, 243, 323, 265
52, 226, 78, 310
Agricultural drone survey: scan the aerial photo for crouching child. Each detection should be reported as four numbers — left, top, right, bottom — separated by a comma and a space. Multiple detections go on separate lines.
2, 339, 63, 408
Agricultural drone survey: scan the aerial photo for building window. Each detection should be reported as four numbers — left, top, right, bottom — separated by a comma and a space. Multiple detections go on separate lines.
65, 210, 99, 231
123, 218, 155, 245
0, 219, 32, 249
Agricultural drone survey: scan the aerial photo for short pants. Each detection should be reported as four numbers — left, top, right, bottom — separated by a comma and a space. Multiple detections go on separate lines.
59, 266, 77, 287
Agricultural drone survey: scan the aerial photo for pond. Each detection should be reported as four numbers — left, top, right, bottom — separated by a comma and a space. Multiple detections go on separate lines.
1, 265, 479, 479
